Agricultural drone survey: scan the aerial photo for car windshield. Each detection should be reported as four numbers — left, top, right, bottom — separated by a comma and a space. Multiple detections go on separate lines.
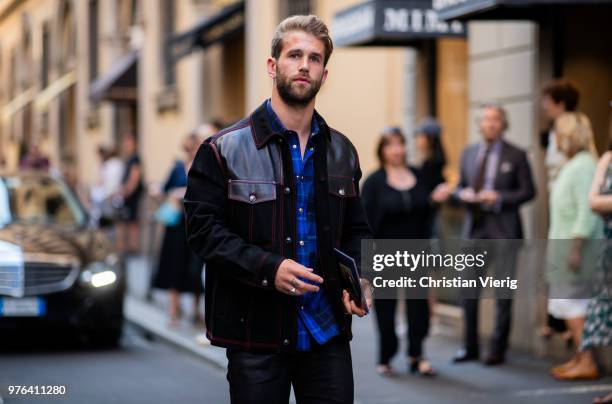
0, 174, 87, 228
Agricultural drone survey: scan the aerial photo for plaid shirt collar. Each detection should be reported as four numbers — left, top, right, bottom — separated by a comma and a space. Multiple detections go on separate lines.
265, 99, 320, 139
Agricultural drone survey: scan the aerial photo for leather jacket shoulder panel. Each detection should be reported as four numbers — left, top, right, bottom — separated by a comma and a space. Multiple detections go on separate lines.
209, 115, 359, 201
327, 128, 359, 197
327, 128, 358, 177
212, 120, 277, 184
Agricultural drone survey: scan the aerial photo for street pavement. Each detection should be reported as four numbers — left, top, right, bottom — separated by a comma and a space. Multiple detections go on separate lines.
1, 255, 609, 404
0, 324, 228, 404
125, 255, 612, 403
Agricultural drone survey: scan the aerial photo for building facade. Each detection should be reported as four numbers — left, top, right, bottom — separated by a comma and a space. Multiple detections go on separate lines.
0, 0, 407, 187
0, 0, 609, 362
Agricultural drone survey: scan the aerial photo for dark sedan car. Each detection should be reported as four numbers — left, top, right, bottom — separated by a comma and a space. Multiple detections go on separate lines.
0, 172, 125, 346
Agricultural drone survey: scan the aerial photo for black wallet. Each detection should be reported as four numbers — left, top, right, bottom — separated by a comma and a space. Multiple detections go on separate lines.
334, 248, 367, 310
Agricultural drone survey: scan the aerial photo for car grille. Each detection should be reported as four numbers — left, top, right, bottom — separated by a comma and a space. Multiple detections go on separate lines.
0, 262, 79, 297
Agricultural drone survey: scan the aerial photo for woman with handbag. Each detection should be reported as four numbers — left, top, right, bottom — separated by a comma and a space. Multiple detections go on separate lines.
151, 132, 205, 325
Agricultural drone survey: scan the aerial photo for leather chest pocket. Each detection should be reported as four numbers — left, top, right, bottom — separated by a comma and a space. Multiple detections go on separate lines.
228, 180, 277, 247
327, 176, 357, 244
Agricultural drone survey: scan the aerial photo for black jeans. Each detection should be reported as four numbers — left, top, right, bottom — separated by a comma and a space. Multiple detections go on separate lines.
226, 338, 354, 404
374, 298, 430, 364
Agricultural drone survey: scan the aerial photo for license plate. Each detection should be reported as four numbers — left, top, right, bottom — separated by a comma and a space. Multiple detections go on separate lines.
0, 297, 46, 317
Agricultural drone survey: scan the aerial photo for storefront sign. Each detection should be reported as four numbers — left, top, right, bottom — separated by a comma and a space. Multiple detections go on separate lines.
333, 0, 465, 47
433, 0, 612, 21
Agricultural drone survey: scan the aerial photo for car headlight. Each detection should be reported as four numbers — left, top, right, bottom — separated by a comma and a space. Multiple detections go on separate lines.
80, 255, 119, 288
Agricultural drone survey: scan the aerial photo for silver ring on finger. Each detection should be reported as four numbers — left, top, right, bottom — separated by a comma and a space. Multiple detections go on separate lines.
289, 287, 297, 295
290, 278, 299, 288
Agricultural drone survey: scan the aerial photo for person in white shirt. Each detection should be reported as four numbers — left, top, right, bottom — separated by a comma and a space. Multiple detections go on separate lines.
90, 146, 125, 222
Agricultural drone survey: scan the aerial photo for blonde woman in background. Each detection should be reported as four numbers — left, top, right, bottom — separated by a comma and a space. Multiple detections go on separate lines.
547, 112, 603, 380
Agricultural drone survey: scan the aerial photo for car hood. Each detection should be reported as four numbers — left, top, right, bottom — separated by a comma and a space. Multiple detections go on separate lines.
0, 223, 111, 266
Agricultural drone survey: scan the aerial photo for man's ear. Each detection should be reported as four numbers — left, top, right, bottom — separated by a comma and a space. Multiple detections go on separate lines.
321, 68, 329, 86
267, 57, 277, 80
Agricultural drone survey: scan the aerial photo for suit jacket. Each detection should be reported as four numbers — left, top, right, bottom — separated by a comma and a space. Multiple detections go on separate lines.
454, 139, 536, 239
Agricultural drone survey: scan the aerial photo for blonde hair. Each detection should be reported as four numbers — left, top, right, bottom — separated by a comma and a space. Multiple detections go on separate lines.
271, 15, 333, 66
554, 112, 598, 158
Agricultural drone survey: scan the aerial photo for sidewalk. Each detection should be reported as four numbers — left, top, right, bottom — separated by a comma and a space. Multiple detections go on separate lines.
124, 256, 612, 404
123, 255, 226, 369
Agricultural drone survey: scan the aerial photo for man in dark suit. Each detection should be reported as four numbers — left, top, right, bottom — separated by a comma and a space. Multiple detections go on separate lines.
447, 104, 536, 365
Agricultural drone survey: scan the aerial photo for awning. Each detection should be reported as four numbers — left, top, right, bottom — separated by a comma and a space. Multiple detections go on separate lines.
332, 0, 465, 48
34, 71, 77, 110
434, 0, 612, 21
89, 50, 138, 103
1, 88, 35, 123
170, 1, 245, 60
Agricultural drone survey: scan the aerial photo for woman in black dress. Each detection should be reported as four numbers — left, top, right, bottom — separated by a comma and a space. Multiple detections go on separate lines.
151, 133, 204, 325
414, 118, 447, 238
414, 117, 446, 194
116, 133, 144, 254
362, 127, 439, 377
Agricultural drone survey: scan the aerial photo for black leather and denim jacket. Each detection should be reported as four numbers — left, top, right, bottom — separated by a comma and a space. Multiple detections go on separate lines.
184, 100, 371, 352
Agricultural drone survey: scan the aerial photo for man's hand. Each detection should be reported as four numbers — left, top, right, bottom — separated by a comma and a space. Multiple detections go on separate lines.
477, 190, 499, 207
459, 187, 477, 204
342, 290, 367, 317
274, 259, 323, 296
362, 278, 373, 313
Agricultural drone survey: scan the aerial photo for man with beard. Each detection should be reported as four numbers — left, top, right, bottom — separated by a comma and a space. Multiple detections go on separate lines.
184, 15, 371, 404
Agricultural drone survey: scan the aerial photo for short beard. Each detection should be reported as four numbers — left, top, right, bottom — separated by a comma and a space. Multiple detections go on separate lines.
275, 67, 322, 108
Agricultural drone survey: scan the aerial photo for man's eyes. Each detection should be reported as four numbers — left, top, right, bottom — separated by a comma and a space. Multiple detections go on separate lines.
287, 53, 321, 63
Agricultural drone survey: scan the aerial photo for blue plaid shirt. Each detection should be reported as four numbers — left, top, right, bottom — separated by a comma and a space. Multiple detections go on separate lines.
266, 99, 339, 351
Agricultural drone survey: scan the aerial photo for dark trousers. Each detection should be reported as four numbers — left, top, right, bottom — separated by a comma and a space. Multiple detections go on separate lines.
226, 338, 353, 404
463, 298, 513, 356
462, 238, 518, 357
374, 298, 430, 364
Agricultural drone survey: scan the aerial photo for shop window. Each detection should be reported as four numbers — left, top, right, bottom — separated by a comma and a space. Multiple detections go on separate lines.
118, 0, 138, 32
59, 0, 76, 72
117, 0, 142, 51
21, 16, 33, 90
156, 0, 178, 112
9, 49, 17, 99
88, 0, 98, 81
160, 0, 176, 87
41, 23, 50, 88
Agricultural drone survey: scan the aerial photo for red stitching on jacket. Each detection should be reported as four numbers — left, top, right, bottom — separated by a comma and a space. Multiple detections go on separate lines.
214, 122, 250, 138
209, 142, 227, 178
